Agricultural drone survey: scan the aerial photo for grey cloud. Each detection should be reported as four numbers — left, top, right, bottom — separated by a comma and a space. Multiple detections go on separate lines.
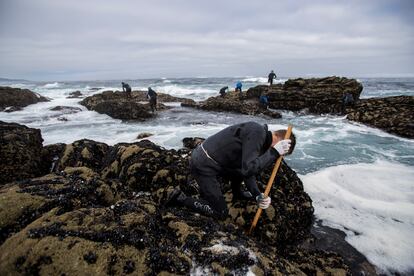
0, 0, 413, 80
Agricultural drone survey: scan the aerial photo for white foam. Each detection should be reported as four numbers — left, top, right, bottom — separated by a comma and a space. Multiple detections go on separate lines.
300, 160, 414, 274
153, 84, 217, 100
43, 82, 60, 88
242, 77, 268, 83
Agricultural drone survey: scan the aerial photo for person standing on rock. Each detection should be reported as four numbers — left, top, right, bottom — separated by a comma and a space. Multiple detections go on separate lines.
147, 87, 158, 113
235, 81, 243, 100
268, 70, 277, 86
166, 121, 296, 220
122, 82, 132, 98
219, 86, 228, 97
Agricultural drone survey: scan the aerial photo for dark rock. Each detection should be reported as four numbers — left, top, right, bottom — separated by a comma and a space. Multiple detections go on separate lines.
301, 221, 378, 276
0, 86, 49, 112
247, 76, 363, 115
49, 106, 82, 113
347, 96, 414, 138
130, 90, 193, 103
80, 91, 170, 120
136, 132, 153, 139
0, 123, 362, 275
182, 91, 282, 118
40, 143, 66, 174
182, 137, 205, 149
67, 91, 83, 98
83, 251, 97, 264
0, 121, 43, 185
54, 139, 110, 172
4, 106, 23, 112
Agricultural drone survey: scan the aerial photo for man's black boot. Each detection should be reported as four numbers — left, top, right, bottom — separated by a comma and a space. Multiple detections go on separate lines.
164, 187, 187, 207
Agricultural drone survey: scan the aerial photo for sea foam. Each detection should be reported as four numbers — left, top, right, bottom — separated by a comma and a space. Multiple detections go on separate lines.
300, 160, 414, 274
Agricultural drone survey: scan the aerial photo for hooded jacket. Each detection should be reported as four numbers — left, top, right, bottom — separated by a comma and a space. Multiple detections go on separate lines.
202, 121, 279, 197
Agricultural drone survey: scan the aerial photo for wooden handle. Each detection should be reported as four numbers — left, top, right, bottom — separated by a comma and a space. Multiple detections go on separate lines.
248, 125, 293, 235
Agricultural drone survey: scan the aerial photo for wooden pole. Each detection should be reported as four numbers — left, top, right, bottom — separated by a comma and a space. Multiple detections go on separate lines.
248, 125, 293, 235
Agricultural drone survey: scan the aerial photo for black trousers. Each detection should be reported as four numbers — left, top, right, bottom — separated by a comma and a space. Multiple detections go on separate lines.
182, 146, 243, 220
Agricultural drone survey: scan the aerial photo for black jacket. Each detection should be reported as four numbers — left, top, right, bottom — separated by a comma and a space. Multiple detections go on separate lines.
203, 122, 279, 197
268, 72, 276, 80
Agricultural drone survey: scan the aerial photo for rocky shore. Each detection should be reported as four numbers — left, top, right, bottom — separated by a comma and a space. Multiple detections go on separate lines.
0, 121, 378, 275
181, 91, 282, 118
0, 86, 49, 112
347, 96, 414, 138
246, 77, 363, 115
80, 90, 193, 120
244, 77, 413, 138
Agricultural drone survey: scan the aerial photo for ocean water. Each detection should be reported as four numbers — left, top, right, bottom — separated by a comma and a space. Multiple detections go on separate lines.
0, 77, 413, 274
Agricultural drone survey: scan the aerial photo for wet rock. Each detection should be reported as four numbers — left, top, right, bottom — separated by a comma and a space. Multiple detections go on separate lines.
0, 86, 49, 112
0, 121, 43, 185
130, 90, 193, 103
55, 139, 110, 172
247, 76, 363, 115
0, 170, 129, 244
80, 91, 164, 120
40, 143, 66, 174
0, 123, 357, 275
49, 106, 82, 113
67, 91, 83, 98
182, 91, 282, 118
4, 106, 23, 112
347, 96, 414, 138
182, 137, 205, 149
136, 132, 153, 139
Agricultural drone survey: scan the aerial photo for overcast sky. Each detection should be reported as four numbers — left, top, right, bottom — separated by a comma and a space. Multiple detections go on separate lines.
0, 0, 413, 81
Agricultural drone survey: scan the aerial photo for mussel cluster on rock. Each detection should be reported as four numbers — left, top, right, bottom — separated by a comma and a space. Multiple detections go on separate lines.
0, 121, 351, 275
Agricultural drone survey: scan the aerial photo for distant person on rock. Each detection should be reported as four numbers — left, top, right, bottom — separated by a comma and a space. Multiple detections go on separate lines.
341, 92, 355, 114
122, 82, 132, 98
235, 81, 243, 100
268, 70, 277, 86
147, 87, 158, 112
219, 86, 228, 97
235, 81, 243, 93
166, 121, 296, 220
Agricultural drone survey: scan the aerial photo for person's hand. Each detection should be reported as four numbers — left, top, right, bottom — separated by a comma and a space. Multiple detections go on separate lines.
256, 193, 271, 209
273, 139, 291, 156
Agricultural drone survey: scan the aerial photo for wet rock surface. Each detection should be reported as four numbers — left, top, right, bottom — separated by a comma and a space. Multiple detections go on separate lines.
247, 76, 363, 115
0, 86, 49, 112
182, 91, 282, 118
0, 121, 44, 185
80, 90, 189, 120
67, 91, 83, 98
346, 96, 414, 138
0, 125, 362, 275
49, 106, 82, 113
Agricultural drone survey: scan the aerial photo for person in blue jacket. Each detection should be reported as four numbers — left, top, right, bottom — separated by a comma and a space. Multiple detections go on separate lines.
166, 122, 296, 220
235, 81, 243, 92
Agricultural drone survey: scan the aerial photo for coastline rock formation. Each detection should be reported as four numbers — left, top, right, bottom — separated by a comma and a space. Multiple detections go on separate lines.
67, 91, 83, 98
346, 96, 414, 139
80, 90, 192, 120
0, 86, 49, 112
247, 76, 363, 115
182, 91, 282, 118
0, 122, 357, 275
0, 121, 44, 185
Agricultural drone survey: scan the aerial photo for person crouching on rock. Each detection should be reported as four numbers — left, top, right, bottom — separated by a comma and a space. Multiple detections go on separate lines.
219, 86, 228, 97
166, 121, 296, 220
235, 81, 243, 100
147, 87, 158, 113
122, 82, 132, 98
